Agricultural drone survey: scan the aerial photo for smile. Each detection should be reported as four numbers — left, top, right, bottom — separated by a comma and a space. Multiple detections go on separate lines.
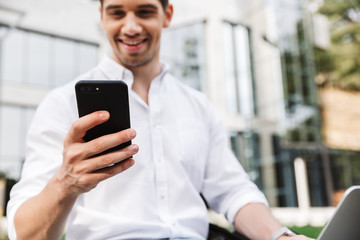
119, 38, 148, 46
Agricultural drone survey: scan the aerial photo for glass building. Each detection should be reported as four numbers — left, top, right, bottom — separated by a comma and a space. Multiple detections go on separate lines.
0, 25, 99, 179
1, 0, 360, 224
163, 0, 360, 211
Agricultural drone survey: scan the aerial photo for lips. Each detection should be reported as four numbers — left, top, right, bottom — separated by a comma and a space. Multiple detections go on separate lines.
117, 37, 148, 52
121, 39, 146, 46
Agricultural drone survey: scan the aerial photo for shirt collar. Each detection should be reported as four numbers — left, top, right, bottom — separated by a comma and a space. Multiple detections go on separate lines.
98, 55, 134, 88
98, 55, 169, 89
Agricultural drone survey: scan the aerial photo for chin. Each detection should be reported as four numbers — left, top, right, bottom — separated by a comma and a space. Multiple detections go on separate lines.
117, 55, 154, 68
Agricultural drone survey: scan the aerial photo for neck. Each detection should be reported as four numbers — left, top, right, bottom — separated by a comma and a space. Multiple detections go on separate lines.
130, 60, 162, 104
112, 55, 162, 104
130, 59, 162, 89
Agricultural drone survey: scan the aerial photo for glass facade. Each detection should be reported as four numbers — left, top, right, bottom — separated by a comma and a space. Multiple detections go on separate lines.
230, 131, 263, 189
1, 0, 359, 211
0, 25, 99, 179
0, 26, 98, 87
259, 0, 360, 207
0, 106, 35, 179
223, 22, 256, 118
262, 0, 327, 206
160, 22, 206, 91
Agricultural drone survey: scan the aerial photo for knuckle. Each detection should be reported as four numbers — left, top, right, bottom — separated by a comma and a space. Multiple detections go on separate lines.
101, 154, 113, 166
106, 167, 117, 176
118, 131, 130, 142
71, 121, 82, 133
112, 164, 123, 174
63, 147, 83, 163
92, 139, 105, 153
73, 164, 85, 175
103, 164, 122, 177
77, 176, 90, 187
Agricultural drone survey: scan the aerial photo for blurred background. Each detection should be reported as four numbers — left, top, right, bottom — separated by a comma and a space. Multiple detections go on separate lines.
0, 0, 360, 237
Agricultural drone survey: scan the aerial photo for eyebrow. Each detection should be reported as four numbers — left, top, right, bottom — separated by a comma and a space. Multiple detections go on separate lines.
137, 4, 158, 10
104, 4, 158, 11
105, 5, 124, 11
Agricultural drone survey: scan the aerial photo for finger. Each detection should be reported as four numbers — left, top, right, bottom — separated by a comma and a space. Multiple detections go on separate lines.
80, 158, 135, 184
65, 111, 110, 145
83, 128, 136, 158
78, 144, 139, 173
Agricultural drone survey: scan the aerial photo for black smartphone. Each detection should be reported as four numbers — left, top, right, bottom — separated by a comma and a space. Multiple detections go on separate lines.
75, 80, 131, 156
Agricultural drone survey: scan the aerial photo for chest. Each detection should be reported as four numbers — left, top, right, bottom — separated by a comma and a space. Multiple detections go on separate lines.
129, 89, 211, 186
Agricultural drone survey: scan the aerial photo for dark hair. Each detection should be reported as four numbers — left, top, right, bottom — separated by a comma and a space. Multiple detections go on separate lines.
100, 0, 169, 11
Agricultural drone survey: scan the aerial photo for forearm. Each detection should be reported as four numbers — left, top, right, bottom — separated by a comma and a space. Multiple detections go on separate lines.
13, 112, 137, 239
14, 175, 77, 240
234, 203, 282, 240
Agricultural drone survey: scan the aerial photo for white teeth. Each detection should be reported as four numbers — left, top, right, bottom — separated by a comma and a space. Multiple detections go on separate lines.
122, 40, 143, 45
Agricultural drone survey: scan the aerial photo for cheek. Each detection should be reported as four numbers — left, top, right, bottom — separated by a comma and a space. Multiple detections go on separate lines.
149, 26, 163, 42
104, 22, 121, 39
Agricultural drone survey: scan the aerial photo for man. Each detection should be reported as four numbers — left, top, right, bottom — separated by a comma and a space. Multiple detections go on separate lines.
7, 0, 314, 239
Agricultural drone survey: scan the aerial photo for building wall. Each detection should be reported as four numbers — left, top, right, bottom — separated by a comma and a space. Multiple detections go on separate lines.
0, 0, 101, 179
167, 0, 288, 206
0, 0, 330, 212
0, 0, 287, 204
0, 0, 101, 43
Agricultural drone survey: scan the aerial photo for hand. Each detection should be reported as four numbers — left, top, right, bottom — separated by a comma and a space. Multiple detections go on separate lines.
56, 110, 138, 198
278, 235, 315, 240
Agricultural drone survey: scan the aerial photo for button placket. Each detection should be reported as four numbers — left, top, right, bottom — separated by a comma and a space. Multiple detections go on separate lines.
149, 94, 171, 225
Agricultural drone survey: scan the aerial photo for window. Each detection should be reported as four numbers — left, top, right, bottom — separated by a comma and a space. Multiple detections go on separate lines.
0, 25, 99, 88
160, 22, 206, 91
54, 38, 76, 86
230, 131, 262, 188
0, 26, 100, 179
223, 22, 256, 118
0, 105, 35, 179
1, 28, 25, 84
76, 42, 99, 77
27, 31, 52, 86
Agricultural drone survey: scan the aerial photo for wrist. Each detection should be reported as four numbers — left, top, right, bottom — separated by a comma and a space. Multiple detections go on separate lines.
277, 236, 294, 240
270, 227, 297, 240
50, 171, 79, 204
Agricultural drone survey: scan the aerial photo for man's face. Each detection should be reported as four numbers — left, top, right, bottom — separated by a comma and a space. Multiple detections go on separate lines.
100, 0, 172, 68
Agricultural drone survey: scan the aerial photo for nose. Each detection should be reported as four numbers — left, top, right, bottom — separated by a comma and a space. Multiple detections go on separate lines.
122, 13, 142, 36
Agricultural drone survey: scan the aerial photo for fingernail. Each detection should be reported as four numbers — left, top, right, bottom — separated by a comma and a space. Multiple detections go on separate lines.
99, 111, 109, 119
130, 144, 138, 152
127, 129, 136, 138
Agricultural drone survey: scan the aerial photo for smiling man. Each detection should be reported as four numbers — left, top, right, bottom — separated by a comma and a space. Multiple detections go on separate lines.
102, 0, 164, 68
7, 1, 313, 240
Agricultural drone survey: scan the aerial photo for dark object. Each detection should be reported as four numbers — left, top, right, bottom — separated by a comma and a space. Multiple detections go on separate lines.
208, 224, 250, 240
4, 178, 17, 217
75, 80, 131, 156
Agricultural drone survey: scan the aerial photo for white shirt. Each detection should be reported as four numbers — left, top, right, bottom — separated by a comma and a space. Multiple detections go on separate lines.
7, 56, 268, 240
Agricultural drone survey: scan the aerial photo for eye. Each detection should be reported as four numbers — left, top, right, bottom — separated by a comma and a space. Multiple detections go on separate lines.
109, 10, 125, 19
137, 9, 156, 18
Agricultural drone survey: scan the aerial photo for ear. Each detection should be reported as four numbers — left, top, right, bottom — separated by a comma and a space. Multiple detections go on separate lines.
99, 6, 105, 30
163, 4, 173, 28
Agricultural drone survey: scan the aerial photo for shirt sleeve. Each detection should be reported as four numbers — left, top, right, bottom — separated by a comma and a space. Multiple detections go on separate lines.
6, 86, 77, 239
201, 101, 269, 225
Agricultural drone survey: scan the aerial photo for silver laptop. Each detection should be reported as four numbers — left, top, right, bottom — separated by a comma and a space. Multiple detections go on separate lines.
318, 186, 360, 240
